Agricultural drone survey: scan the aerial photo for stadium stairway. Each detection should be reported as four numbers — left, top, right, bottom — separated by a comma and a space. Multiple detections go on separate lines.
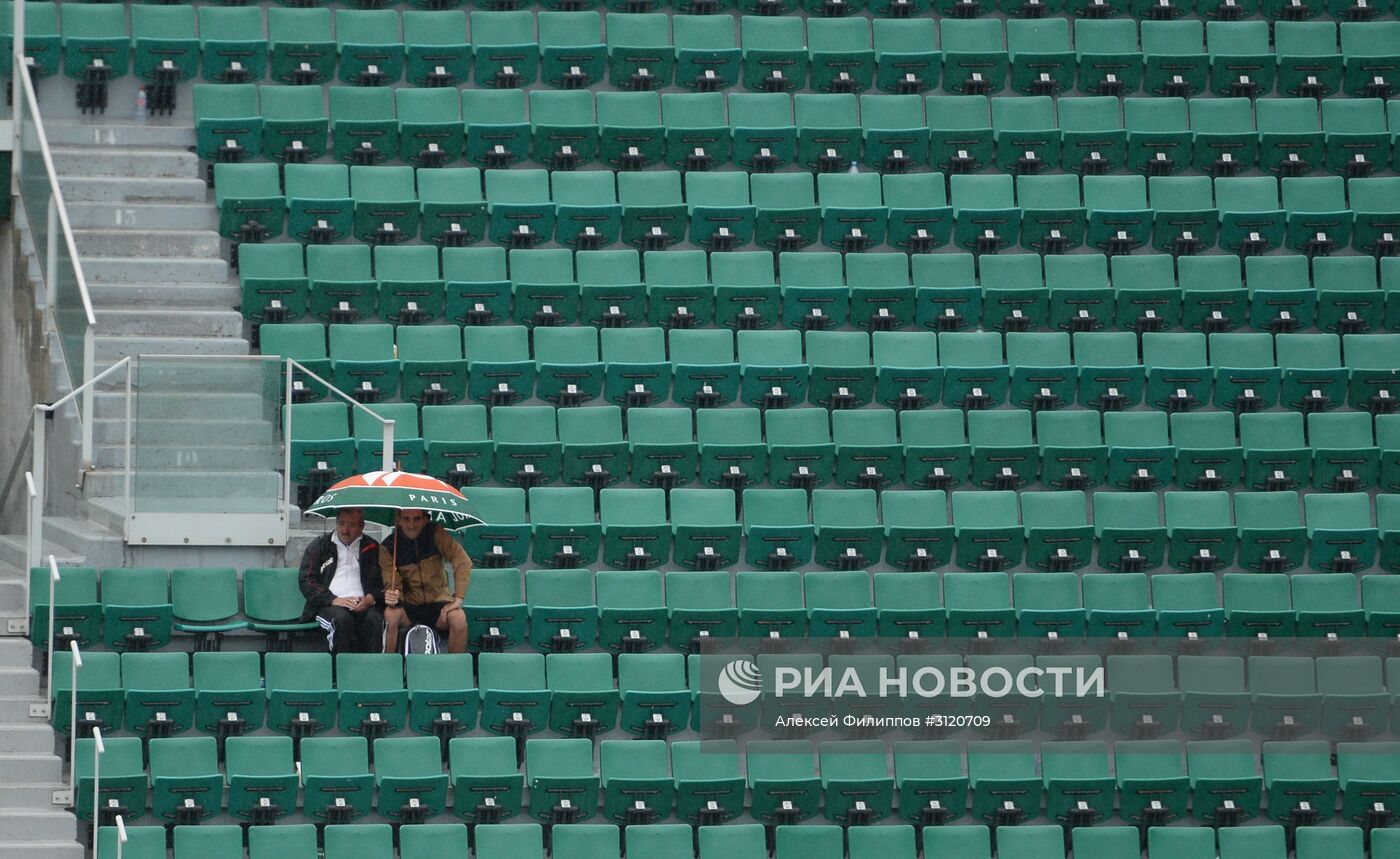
0, 637, 80, 859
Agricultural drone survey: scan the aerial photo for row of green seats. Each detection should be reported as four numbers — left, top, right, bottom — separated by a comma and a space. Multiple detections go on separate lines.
96, 821, 1400, 859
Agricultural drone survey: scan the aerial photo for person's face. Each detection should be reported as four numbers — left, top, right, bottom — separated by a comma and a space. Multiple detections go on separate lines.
398, 509, 428, 539
336, 509, 365, 544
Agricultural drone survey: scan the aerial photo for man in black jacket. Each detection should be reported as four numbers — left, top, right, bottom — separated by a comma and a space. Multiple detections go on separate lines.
299, 508, 385, 654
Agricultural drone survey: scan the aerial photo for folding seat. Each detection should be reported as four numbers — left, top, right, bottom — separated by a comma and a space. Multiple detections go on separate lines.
476, 825, 544, 859
1058, 97, 1127, 177
462, 91, 528, 170
1345, 334, 1400, 414
659, 93, 729, 173
696, 408, 765, 495
558, 405, 626, 491
747, 740, 821, 825
1129, 97, 1194, 180
478, 653, 549, 738
833, 409, 901, 489
818, 740, 893, 825
672, 16, 739, 91
1007, 20, 1074, 97
911, 253, 978, 333
1295, 579, 1365, 655
528, 490, 603, 571
514, 251, 583, 333
283, 165, 351, 248
545, 653, 618, 736
1047, 255, 1112, 335
1038, 410, 1107, 490
871, 331, 939, 409
901, 411, 970, 490
329, 86, 401, 167
470, 12, 541, 89
1, 1, 59, 84
372, 737, 452, 822
1337, 742, 1400, 832
793, 94, 862, 175
735, 571, 807, 644
880, 174, 951, 256
1261, 741, 1338, 829
890, 742, 967, 828
536, 11, 605, 91
334, 10, 402, 86
1013, 573, 1085, 645
1041, 741, 1115, 827
1274, 22, 1341, 99
1116, 740, 1189, 827
616, 172, 686, 252
1021, 490, 1093, 572
742, 490, 815, 570
880, 491, 951, 574
25, 564, 97, 653
1281, 177, 1353, 258
1077, 332, 1146, 413
806, 19, 874, 95
1341, 22, 1400, 99
396, 90, 463, 169
597, 92, 667, 172
968, 740, 1040, 827
213, 163, 285, 247
99, 567, 172, 653
1234, 490, 1306, 573
1144, 333, 1208, 412
939, 330, 1008, 409
120, 652, 195, 740
1323, 100, 1389, 179
195, 84, 262, 174
76, 735, 146, 825
616, 653, 690, 739
1006, 332, 1074, 411
329, 324, 399, 405
1168, 405, 1243, 490
940, 20, 1008, 96
1215, 176, 1286, 258
1206, 21, 1276, 97
1085, 576, 1157, 652
874, 569, 944, 640
773, 826, 840, 859
951, 492, 1024, 572
376, 246, 445, 326
601, 328, 669, 410
1072, 828, 1140, 859
491, 406, 561, 488
751, 175, 820, 255
872, 20, 938, 94
192, 651, 264, 739
1309, 412, 1378, 493
992, 95, 1060, 176
575, 248, 641, 329
1311, 258, 1380, 339
1142, 22, 1207, 98
1016, 175, 1085, 255
172, 826, 244, 859
739, 330, 808, 408
816, 173, 887, 253
267, 9, 334, 87
1147, 827, 1217, 859
418, 168, 485, 249
666, 568, 736, 652
600, 745, 674, 828
969, 409, 1037, 489
172, 568, 249, 647
402, 11, 469, 88
1155, 577, 1226, 657
483, 170, 553, 252
1247, 655, 1323, 738
459, 325, 531, 407
1083, 175, 1153, 255
1277, 333, 1346, 412
460, 566, 527, 647
669, 741, 745, 825
595, 570, 666, 654
1306, 492, 1377, 573
670, 329, 739, 409
335, 653, 409, 742
727, 93, 795, 174
524, 739, 601, 825
1190, 98, 1258, 177
1363, 572, 1400, 642
1257, 99, 1325, 177
738, 18, 805, 94
1210, 331, 1278, 413
845, 255, 913, 335
1321, 656, 1390, 739
600, 488, 672, 569
1150, 177, 1219, 259
528, 92, 598, 172
1072, 22, 1139, 96
686, 174, 754, 254
399, 826, 470, 859
951, 175, 1021, 255
1095, 491, 1167, 572
61, 3, 129, 112
806, 331, 875, 410
1352, 180, 1400, 261
50, 649, 121, 741
130, 5, 199, 107
348, 167, 421, 246
1166, 489, 1236, 571
926, 95, 992, 177
1108, 654, 1183, 737
642, 251, 709, 331
606, 14, 674, 92
263, 87, 330, 168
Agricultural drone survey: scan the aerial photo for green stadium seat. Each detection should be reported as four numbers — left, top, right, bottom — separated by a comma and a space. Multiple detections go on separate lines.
818, 173, 887, 252
476, 825, 544, 859
728, 93, 795, 173
130, 5, 198, 92
120, 652, 193, 739
807, 331, 874, 410
970, 409, 1037, 490
528, 491, 602, 571
1022, 490, 1093, 572
1075, 20, 1141, 92
1309, 412, 1379, 493
747, 740, 820, 825
927, 95, 992, 176
968, 740, 1040, 826
1233, 490, 1304, 574
742, 490, 814, 570
1094, 491, 1166, 572
323, 824, 391, 859
1007, 331, 1074, 411
460, 565, 527, 648
674, 16, 739, 89
1294, 579, 1365, 655
980, 254, 1048, 335
537, 11, 604, 90
478, 652, 548, 738
263, 652, 334, 739
1038, 410, 1107, 490
751, 173, 819, 255
1058, 97, 1126, 177
373, 736, 450, 821
941, 20, 1007, 96
330, 86, 397, 165
1345, 334, 1400, 411
808, 18, 874, 95
76, 736, 145, 823
1166, 489, 1236, 571
447, 248, 512, 329
1116, 740, 1188, 827
526, 738, 600, 824
873, 20, 938, 93
268, 10, 334, 85
471, 11, 539, 89
1, 1, 59, 82
403, 11, 469, 87
911, 253, 978, 332
214, 163, 285, 245
334, 10, 402, 86
1143, 22, 1207, 98
1206, 21, 1275, 97
286, 165, 351, 245
1275, 22, 1340, 99
1017, 175, 1086, 254
1085, 576, 1155, 651
329, 323, 399, 404
870, 331, 939, 409
463, 90, 528, 169
599, 488, 670, 569
400, 825, 469, 859
449, 736, 523, 823
528, 92, 598, 171
600, 744, 673, 826
607, 14, 674, 91
195, 84, 262, 169
697, 407, 764, 491
172, 826, 243, 859
741, 17, 806, 92
597, 91, 664, 171
1084, 175, 1152, 254
1007, 20, 1073, 97
1077, 331, 1145, 410
951, 493, 1024, 573
192, 651, 263, 738
1150, 177, 1219, 259
992, 95, 1060, 176
685, 173, 754, 253
672, 742, 744, 824
172, 567, 247, 644
811, 493, 882, 572
99, 568, 172, 652
1145, 332, 1209, 411
61, 4, 130, 90
951, 175, 1020, 255
533, 323, 603, 407
396, 89, 463, 169
545, 652, 618, 735
1109, 654, 1180, 737
1258, 98, 1325, 177
336, 653, 408, 739
659, 93, 728, 172
1048, 255, 1111, 335
881, 488, 953, 571
1148, 827, 1216, 859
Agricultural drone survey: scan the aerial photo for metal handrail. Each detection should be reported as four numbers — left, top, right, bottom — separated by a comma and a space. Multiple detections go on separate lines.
285, 360, 397, 521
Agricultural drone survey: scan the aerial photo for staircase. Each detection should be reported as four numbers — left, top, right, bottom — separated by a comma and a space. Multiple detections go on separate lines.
0, 638, 79, 859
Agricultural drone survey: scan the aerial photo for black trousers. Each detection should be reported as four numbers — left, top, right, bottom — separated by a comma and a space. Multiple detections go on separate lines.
316, 605, 386, 654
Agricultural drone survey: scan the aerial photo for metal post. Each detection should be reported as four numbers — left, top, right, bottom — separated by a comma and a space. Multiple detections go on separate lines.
283, 359, 293, 522
91, 728, 104, 859
11, 47, 23, 189
122, 360, 132, 537
44, 197, 57, 308
44, 558, 58, 709
381, 418, 395, 473
24, 472, 37, 576
67, 640, 80, 795
81, 327, 96, 468
30, 408, 45, 577
114, 816, 127, 859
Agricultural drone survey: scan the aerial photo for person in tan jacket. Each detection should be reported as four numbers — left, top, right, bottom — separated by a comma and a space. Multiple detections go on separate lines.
381, 509, 472, 653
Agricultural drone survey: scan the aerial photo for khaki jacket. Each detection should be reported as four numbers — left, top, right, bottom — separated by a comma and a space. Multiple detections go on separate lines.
379, 527, 473, 605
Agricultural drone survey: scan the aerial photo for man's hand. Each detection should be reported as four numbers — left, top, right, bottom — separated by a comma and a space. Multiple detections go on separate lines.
384, 588, 401, 607
352, 594, 375, 612
438, 597, 463, 627
332, 596, 360, 609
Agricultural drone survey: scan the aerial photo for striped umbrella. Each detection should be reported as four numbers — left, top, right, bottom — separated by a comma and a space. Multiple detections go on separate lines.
305, 471, 485, 529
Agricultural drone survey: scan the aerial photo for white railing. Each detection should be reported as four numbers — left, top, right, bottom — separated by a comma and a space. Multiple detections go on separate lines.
13, 57, 99, 465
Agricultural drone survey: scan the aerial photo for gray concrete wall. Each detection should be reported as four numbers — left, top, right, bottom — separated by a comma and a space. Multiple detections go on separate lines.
0, 204, 49, 534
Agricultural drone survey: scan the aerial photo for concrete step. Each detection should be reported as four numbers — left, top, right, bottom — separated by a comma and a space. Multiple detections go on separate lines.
95, 309, 243, 338
52, 147, 200, 180
87, 282, 240, 309
0, 580, 25, 623
85, 469, 282, 508
0, 754, 61, 784
0, 537, 82, 573
82, 500, 127, 537
81, 256, 228, 285
74, 228, 222, 260
0, 810, 79, 842
0, 669, 39, 698
37, 520, 123, 572
44, 122, 196, 149
67, 201, 218, 232
0, 783, 73, 810
0, 724, 55, 755
93, 417, 277, 446
0, 640, 34, 670
0, 843, 84, 859
0, 699, 43, 723
58, 175, 207, 205
95, 335, 250, 364
96, 442, 282, 471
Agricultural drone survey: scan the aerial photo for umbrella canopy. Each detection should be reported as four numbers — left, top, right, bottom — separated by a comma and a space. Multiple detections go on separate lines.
305, 471, 485, 529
